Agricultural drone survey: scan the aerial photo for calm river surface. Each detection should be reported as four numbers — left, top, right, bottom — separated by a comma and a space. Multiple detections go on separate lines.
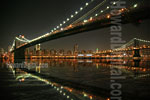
1, 59, 150, 100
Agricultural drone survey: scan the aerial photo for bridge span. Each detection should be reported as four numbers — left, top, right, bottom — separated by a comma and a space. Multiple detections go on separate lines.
9, 1, 150, 60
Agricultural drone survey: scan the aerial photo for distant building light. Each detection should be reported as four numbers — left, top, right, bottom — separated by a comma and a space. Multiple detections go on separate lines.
84, 20, 88, 23
90, 17, 93, 20
86, 60, 92, 63
86, 54, 93, 56
78, 54, 84, 57
78, 60, 84, 63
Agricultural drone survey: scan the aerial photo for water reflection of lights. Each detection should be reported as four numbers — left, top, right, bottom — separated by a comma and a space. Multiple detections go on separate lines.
134, 74, 150, 79
27, 59, 150, 77
78, 60, 84, 63
15, 72, 75, 99
12, 68, 105, 100
9, 65, 16, 77
86, 60, 93, 63
8, 58, 150, 100
19, 78, 25, 82
106, 98, 110, 100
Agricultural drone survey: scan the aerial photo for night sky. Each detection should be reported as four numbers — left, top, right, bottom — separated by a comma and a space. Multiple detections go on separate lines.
1, 0, 150, 51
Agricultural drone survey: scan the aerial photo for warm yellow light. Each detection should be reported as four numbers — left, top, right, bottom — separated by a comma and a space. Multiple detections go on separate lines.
89, 96, 93, 99
121, 8, 124, 12
107, 15, 110, 19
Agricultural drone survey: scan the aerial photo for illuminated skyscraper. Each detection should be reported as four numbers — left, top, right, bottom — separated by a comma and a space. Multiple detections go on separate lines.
74, 44, 78, 55
36, 44, 41, 51
96, 48, 99, 53
0, 48, 5, 55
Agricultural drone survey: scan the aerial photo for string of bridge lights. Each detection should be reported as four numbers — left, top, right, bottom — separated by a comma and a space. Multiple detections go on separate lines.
71, 0, 124, 24
50, 0, 96, 32
113, 39, 134, 51
30, 0, 96, 42
80, 0, 120, 24
30, 2, 138, 43
15, 37, 29, 43
72, 0, 108, 25
114, 37, 150, 51
9, 40, 16, 52
134, 38, 150, 43
23, 37, 31, 42
85, 1, 139, 23
10, 36, 31, 51
31, 0, 109, 42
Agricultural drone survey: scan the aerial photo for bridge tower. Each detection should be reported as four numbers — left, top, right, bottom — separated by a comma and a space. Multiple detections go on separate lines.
14, 39, 25, 62
133, 39, 141, 58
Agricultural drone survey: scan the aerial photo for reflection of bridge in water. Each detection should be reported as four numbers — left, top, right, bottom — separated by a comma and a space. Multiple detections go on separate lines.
8, 57, 150, 100
9, 64, 107, 100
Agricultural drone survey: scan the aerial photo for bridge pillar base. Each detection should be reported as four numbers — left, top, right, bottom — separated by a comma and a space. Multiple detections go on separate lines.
14, 48, 25, 63
133, 48, 141, 58
133, 59, 141, 67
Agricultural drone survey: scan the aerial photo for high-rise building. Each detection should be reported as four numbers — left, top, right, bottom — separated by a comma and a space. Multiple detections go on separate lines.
36, 44, 41, 51
87, 50, 93, 54
0, 48, 5, 55
96, 48, 99, 53
50, 49, 57, 56
81, 50, 86, 54
58, 49, 64, 56
25, 48, 30, 55
74, 44, 78, 54
67, 50, 72, 55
